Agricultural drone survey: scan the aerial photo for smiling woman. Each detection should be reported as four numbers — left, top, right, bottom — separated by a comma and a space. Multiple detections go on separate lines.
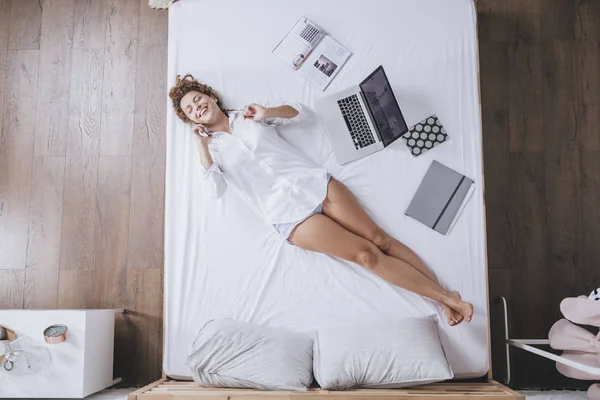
168, 75, 230, 124
167, 73, 474, 328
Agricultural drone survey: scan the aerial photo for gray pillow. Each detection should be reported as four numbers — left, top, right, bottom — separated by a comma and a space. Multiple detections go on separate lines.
185, 319, 313, 391
313, 318, 453, 389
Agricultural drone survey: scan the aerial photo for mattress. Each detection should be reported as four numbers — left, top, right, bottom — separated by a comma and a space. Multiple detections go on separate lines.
164, 0, 488, 380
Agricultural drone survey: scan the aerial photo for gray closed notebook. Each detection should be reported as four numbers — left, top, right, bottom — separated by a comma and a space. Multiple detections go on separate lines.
405, 161, 474, 235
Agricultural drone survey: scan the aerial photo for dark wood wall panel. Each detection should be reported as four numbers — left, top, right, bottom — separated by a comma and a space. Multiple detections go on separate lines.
576, 43, 600, 151
507, 42, 543, 152
480, 42, 510, 273
575, 0, 600, 44
480, 0, 599, 389
541, 0, 576, 40
542, 42, 580, 272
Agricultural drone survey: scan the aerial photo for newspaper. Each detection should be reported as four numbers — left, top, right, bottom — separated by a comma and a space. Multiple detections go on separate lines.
273, 17, 352, 91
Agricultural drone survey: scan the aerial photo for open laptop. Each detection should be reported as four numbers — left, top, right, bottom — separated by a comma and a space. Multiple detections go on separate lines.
316, 65, 408, 164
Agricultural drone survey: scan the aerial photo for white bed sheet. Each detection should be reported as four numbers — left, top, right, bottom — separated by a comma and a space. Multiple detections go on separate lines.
165, 0, 489, 380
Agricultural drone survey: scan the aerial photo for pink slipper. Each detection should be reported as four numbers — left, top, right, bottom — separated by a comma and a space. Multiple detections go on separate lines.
555, 351, 600, 380
589, 384, 600, 400
549, 319, 600, 353
560, 297, 600, 326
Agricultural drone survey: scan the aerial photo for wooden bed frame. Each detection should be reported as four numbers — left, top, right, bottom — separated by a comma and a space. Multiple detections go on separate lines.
128, 1, 523, 399
128, 379, 523, 399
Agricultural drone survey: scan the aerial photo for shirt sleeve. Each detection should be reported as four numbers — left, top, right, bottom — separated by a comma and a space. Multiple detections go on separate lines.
199, 162, 227, 199
262, 101, 308, 126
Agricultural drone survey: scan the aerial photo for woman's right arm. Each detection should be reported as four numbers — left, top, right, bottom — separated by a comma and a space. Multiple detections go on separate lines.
197, 139, 215, 170
194, 129, 227, 199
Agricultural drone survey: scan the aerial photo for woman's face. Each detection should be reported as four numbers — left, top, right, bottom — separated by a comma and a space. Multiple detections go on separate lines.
180, 90, 220, 125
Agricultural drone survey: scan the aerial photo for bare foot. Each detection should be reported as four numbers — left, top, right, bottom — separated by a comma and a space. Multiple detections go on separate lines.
441, 303, 464, 326
443, 291, 474, 323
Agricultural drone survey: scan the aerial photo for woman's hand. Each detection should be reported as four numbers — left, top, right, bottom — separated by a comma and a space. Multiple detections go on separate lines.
242, 103, 268, 122
192, 124, 211, 147
192, 124, 215, 170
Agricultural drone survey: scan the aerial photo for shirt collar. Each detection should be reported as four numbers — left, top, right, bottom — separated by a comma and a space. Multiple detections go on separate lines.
208, 112, 239, 139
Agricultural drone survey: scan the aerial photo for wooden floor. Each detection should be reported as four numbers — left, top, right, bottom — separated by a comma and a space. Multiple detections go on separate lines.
0, 0, 598, 390
0, 0, 167, 385
479, 0, 600, 390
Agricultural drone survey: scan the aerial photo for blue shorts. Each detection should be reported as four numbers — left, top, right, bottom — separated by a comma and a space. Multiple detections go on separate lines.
273, 204, 323, 240
273, 173, 332, 240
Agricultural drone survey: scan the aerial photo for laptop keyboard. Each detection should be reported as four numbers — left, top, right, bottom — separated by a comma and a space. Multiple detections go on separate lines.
337, 94, 376, 150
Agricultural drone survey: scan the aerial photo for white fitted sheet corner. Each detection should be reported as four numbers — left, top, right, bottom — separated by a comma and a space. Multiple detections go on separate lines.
165, 0, 489, 380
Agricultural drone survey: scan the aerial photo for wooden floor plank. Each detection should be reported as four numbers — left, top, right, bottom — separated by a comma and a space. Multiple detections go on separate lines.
0, 50, 39, 270
0, 0, 10, 146
128, 45, 166, 270
7, 0, 42, 50
33, 0, 75, 157
125, 268, 163, 385
0, 1, 10, 49
57, 269, 94, 308
24, 156, 65, 309
507, 42, 543, 152
0, 270, 24, 308
1, 0, 163, 386
137, 0, 167, 47
479, 42, 510, 271
73, 0, 107, 49
99, 0, 138, 156
93, 156, 131, 307
60, 48, 104, 270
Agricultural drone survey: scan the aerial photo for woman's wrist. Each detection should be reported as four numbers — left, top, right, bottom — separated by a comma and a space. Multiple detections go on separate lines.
264, 107, 276, 119
264, 105, 298, 120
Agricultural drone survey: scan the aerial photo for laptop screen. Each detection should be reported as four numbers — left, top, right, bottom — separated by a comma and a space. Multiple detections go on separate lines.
359, 66, 408, 146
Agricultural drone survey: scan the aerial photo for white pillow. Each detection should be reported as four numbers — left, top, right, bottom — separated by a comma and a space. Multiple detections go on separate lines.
313, 318, 453, 389
185, 319, 313, 391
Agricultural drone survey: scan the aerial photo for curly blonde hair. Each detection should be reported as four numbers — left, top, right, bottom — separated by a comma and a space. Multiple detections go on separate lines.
169, 74, 229, 124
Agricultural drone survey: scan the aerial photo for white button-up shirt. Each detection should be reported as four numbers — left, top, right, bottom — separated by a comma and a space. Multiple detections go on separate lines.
201, 102, 329, 225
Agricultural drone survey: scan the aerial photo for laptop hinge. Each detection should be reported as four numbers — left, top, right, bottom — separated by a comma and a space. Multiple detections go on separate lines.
358, 91, 383, 143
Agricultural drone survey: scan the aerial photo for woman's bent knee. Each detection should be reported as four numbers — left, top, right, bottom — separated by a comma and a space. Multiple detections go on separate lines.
370, 231, 393, 253
353, 244, 381, 271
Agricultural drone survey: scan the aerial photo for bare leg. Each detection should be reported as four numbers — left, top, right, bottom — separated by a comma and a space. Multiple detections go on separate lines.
288, 214, 473, 323
321, 179, 472, 325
